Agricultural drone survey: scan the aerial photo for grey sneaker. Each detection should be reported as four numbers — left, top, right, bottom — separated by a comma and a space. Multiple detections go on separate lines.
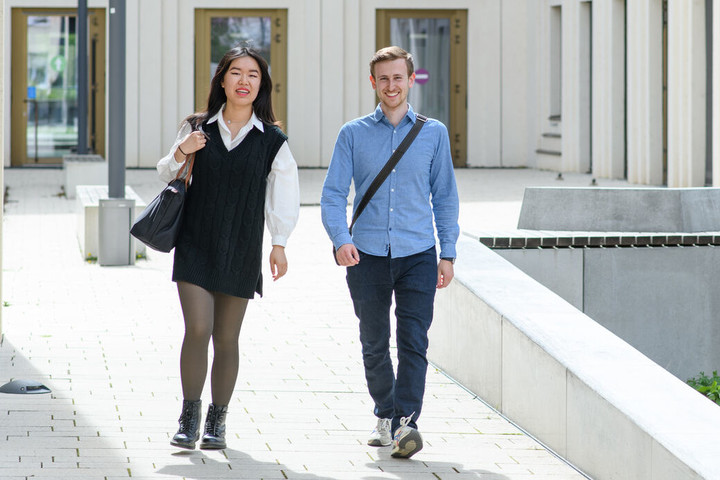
367, 418, 392, 446
391, 414, 423, 458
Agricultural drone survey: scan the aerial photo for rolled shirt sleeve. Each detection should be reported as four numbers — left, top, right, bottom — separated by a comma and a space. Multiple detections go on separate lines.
265, 141, 300, 247
157, 122, 192, 183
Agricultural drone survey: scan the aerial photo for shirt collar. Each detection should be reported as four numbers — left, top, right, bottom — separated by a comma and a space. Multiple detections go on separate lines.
207, 104, 265, 132
371, 103, 417, 125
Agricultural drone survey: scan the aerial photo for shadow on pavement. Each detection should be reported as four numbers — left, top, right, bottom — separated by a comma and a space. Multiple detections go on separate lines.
159, 448, 338, 480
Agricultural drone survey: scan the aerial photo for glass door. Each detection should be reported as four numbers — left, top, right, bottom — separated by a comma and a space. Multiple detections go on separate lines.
11, 8, 106, 166
195, 9, 287, 129
377, 10, 467, 166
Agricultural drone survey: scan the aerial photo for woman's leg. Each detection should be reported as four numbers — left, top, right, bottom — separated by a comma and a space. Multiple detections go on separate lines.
177, 281, 215, 400
209, 292, 249, 405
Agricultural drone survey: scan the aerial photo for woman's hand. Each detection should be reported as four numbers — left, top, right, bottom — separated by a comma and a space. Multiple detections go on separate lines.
178, 130, 207, 156
269, 245, 288, 281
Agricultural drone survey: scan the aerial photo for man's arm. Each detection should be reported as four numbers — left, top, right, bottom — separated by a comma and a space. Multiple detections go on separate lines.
321, 126, 356, 257
429, 123, 460, 261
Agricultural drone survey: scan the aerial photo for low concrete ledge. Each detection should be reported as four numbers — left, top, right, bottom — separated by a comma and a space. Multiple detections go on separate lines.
518, 187, 720, 232
430, 235, 720, 480
63, 154, 107, 200
76, 185, 146, 260
470, 229, 720, 249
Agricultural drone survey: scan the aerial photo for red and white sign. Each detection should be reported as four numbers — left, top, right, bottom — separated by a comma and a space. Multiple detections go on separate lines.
415, 68, 430, 85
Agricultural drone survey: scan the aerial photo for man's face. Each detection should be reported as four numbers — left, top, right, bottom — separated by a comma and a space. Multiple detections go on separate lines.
370, 59, 415, 110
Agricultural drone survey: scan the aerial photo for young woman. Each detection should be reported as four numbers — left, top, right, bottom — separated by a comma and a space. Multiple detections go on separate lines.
157, 46, 299, 450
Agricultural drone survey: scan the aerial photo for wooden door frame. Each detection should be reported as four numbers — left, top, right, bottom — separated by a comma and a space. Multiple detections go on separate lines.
10, 7, 106, 166
194, 9, 288, 129
376, 9, 468, 167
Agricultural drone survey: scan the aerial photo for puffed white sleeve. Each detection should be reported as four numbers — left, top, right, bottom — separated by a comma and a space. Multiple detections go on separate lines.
156, 122, 192, 184
265, 141, 300, 247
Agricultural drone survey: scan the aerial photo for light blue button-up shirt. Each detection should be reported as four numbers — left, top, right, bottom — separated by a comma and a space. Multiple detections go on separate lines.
321, 105, 459, 260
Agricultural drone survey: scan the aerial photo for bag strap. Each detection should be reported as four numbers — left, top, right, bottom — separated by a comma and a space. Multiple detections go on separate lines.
174, 123, 204, 187
349, 113, 427, 234
174, 153, 195, 188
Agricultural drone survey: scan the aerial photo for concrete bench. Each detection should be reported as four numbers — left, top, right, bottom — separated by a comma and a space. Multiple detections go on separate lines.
518, 187, 720, 232
76, 185, 147, 260
63, 155, 107, 200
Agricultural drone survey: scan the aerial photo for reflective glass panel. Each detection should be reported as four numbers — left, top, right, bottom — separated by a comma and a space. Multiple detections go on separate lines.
390, 18, 451, 127
26, 15, 78, 160
210, 17, 272, 80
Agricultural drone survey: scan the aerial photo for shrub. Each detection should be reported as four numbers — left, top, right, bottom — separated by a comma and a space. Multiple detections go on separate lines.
687, 371, 720, 406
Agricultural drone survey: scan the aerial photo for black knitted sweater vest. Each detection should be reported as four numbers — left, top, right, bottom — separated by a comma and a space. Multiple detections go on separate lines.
172, 120, 287, 298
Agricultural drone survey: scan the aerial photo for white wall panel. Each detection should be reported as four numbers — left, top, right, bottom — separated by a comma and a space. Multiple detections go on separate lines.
626, 0, 664, 185
592, 0, 626, 179
667, 0, 706, 187
501, 0, 531, 167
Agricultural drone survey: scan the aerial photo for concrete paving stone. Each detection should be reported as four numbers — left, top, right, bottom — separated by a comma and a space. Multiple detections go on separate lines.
0, 168, 592, 480
528, 462, 590, 475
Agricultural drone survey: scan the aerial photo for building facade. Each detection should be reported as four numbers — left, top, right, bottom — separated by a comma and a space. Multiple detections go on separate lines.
3, 0, 720, 187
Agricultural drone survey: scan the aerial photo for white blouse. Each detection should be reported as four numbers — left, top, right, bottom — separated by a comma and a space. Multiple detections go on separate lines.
157, 109, 300, 247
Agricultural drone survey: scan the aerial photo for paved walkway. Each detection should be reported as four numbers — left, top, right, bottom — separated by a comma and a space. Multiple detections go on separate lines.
0, 167, 628, 480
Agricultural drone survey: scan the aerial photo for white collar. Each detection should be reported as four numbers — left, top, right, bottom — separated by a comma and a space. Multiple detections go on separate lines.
207, 105, 265, 132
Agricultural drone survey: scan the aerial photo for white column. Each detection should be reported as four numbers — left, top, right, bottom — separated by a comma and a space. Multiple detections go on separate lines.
501, 0, 532, 167
320, 0, 346, 167
626, 0, 663, 185
714, 0, 720, 185
561, 0, 591, 173
135, 0, 163, 167
592, 0, 626, 179
667, 0, 706, 187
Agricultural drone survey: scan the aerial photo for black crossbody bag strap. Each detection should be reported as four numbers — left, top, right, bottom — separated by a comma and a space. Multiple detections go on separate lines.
349, 114, 427, 234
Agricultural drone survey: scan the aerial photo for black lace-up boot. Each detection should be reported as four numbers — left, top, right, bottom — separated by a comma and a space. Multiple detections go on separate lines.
200, 403, 228, 450
170, 399, 202, 449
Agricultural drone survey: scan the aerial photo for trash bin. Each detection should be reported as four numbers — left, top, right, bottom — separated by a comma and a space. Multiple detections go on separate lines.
98, 198, 136, 266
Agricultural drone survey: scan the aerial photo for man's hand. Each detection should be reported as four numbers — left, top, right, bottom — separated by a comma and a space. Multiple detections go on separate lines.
270, 245, 288, 281
437, 259, 454, 289
335, 243, 360, 267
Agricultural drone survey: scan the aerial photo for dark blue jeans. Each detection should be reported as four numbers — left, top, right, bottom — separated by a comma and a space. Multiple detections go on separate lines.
346, 247, 437, 432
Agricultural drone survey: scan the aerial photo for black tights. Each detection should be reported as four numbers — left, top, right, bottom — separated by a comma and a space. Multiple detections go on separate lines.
177, 281, 249, 406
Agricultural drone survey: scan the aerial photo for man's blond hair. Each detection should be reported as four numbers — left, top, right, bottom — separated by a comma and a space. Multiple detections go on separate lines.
370, 46, 414, 78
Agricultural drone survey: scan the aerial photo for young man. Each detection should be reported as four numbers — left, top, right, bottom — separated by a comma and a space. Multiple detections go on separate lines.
321, 46, 459, 459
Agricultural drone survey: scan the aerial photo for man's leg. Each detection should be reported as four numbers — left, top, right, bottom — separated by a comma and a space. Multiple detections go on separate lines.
346, 252, 395, 420
391, 247, 437, 432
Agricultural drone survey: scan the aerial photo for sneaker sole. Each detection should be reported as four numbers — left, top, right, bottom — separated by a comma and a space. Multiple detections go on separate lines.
367, 438, 392, 447
391, 431, 423, 458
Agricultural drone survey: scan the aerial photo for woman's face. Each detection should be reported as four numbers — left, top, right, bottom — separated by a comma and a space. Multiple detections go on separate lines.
221, 55, 262, 108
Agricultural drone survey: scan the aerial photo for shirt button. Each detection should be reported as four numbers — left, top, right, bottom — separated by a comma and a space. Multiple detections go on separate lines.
390, 208, 393, 212
391, 188, 395, 192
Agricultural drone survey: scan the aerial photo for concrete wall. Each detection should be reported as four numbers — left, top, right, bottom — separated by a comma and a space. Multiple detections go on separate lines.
431, 235, 720, 480
497, 245, 720, 382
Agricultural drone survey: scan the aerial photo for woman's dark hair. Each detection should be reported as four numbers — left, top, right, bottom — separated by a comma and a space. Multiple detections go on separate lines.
185, 46, 278, 129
